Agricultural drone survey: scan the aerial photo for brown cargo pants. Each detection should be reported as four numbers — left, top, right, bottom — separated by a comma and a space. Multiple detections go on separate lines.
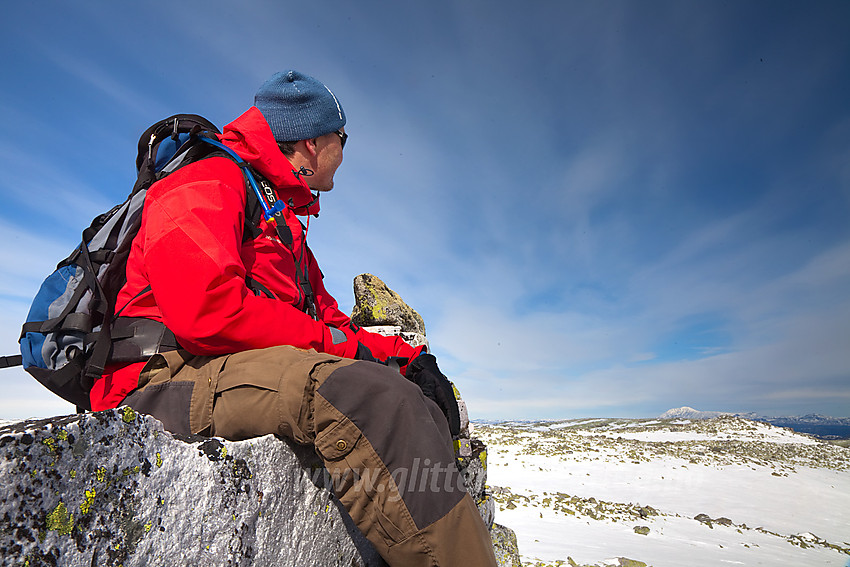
122, 345, 497, 567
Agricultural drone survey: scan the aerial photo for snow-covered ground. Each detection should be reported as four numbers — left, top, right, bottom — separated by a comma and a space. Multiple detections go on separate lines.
474, 416, 850, 567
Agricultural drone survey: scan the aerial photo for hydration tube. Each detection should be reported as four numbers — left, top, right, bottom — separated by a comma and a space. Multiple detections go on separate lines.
198, 136, 318, 319
197, 136, 286, 225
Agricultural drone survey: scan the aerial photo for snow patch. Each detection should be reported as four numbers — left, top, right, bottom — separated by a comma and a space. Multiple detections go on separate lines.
477, 416, 850, 566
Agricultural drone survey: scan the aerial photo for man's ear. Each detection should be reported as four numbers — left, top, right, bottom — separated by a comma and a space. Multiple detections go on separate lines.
304, 137, 320, 157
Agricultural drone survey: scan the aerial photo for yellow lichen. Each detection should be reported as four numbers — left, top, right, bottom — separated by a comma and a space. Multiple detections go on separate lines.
122, 407, 137, 423
46, 502, 74, 535
122, 465, 141, 477
80, 489, 96, 514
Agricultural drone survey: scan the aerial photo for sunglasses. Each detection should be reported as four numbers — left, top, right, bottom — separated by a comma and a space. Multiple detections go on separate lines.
334, 129, 348, 149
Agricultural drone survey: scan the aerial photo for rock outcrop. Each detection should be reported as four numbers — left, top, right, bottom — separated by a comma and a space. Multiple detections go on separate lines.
1, 408, 519, 566
489, 523, 522, 566
350, 273, 426, 336
0, 408, 385, 566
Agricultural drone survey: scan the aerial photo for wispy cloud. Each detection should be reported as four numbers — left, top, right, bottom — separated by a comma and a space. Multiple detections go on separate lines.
35, 45, 168, 120
0, 220, 76, 300
0, 141, 117, 236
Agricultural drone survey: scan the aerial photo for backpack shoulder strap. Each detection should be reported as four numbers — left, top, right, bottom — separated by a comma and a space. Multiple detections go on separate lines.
195, 137, 318, 318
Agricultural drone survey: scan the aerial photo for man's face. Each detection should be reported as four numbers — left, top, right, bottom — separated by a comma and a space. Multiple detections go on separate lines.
307, 128, 345, 192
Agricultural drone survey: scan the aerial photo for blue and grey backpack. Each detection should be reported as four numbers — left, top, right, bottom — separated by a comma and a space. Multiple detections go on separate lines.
0, 114, 311, 410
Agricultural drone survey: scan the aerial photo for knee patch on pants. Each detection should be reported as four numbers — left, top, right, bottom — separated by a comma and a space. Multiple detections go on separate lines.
316, 361, 465, 531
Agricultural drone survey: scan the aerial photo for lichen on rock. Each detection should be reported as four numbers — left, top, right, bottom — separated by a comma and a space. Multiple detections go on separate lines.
490, 523, 522, 566
350, 273, 426, 335
1, 408, 519, 566
0, 409, 385, 566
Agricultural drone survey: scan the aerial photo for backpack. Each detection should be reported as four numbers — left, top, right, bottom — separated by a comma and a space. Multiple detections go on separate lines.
1, 114, 316, 411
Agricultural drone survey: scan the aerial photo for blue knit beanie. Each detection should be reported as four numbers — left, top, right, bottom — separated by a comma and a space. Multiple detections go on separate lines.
254, 70, 346, 142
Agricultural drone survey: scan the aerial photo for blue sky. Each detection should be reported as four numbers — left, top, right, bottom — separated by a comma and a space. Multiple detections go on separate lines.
1, 1, 848, 421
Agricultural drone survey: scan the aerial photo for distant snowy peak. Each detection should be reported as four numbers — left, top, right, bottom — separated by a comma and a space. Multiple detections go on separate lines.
659, 407, 731, 420
659, 407, 850, 439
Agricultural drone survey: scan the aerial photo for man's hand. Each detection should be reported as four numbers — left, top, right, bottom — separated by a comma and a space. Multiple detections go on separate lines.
405, 354, 461, 436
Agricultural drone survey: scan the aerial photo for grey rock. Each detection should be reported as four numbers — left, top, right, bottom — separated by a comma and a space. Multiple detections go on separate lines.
568, 557, 649, 567
0, 408, 386, 566
637, 505, 657, 518
0, 408, 515, 566
490, 523, 521, 566
350, 274, 426, 335
458, 438, 495, 529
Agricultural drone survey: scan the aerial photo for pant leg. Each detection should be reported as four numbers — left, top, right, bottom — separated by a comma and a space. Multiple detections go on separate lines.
123, 345, 496, 567
310, 357, 497, 567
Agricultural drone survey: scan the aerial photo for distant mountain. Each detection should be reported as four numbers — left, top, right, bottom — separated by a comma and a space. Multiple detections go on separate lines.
658, 406, 731, 420
659, 407, 850, 439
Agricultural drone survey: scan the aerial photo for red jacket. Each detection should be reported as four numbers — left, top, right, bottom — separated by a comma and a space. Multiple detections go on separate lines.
90, 107, 422, 410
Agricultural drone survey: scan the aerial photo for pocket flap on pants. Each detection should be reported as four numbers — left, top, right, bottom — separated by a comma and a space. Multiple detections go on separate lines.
214, 356, 281, 394
315, 418, 362, 461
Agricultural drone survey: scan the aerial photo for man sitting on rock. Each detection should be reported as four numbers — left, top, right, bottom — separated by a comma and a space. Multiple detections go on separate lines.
88, 70, 497, 567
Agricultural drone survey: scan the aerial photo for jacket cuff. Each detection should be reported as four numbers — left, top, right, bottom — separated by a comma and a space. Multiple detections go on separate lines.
398, 345, 427, 376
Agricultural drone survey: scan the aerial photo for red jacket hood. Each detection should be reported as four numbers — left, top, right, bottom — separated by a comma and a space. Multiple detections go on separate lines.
218, 106, 320, 216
